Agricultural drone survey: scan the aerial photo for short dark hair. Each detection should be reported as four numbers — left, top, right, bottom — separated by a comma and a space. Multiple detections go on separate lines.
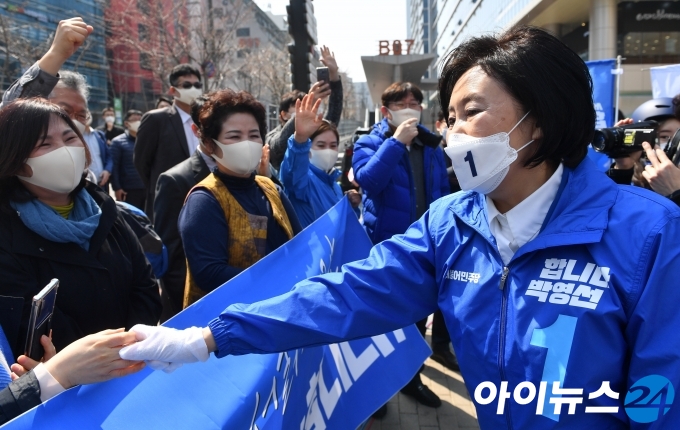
436, 110, 446, 122
279, 90, 305, 116
101, 106, 114, 116
124, 109, 143, 121
198, 89, 267, 144
168, 64, 202, 87
156, 95, 173, 109
0, 98, 91, 205
310, 120, 339, 143
439, 26, 594, 169
673, 94, 680, 120
381, 82, 424, 107
190, 94, 210, 126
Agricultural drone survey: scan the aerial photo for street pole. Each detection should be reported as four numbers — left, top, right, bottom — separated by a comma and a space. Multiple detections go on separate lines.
613, 55, 623, 123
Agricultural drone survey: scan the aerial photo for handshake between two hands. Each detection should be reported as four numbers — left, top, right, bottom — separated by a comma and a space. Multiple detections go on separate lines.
118, 325, 211, 373
11, 325, 211, 392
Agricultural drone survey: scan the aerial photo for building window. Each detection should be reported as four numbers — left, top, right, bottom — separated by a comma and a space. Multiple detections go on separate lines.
140, 52, 152, 70
138, 24, 148, 42
137, 0, 150, 14
142, 79, 155, 100
621, 31, 680, 64
236, 27, 250, 37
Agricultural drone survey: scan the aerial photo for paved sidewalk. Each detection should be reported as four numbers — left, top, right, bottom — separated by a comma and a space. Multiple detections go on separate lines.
364, 336, 480, 430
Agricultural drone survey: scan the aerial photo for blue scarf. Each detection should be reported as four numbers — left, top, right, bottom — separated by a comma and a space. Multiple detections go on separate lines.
11, 189, 102, 251
0, 326, 12, 390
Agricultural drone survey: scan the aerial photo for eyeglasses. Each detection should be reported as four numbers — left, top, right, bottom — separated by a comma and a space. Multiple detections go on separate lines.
389, 102, 421, 110
177, 81, 203, 90
63, 109, 90, 124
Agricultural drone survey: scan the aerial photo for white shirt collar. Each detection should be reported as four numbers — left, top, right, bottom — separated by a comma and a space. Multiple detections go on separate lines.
176, 105, 191, 124
197, 145, 217, 171
486, 163, 564, 264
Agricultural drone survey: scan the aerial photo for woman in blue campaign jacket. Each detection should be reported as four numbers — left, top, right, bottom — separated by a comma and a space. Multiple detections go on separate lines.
279, 106, 361, 228
120, 27, 680, 428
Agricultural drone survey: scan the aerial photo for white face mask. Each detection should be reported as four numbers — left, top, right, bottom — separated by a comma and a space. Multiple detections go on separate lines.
387, 107, 421, 127
212, 139, 262, 175
128, 121, 141, 133
310, 148, 338, 172
173, 87, 202, 106
445, 111, 533, 195
17, 146, 86, 193
74, 120, 87, 134
104, 115, 115, 125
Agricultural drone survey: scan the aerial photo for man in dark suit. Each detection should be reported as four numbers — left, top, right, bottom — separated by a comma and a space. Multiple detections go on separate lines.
134, 64, 203, 221
153, 96, 212, 320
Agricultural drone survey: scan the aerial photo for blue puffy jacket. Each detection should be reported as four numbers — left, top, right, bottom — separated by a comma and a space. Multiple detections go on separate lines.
209, 158, 680, 429
279, 135, 344, 228
352, 118, 449, 243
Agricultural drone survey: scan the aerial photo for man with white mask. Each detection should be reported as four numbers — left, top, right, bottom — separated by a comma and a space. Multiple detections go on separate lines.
134, 64, 203, 220
96, 106, 124, 145
49, 72, 112, 192
351, 82, 450, 411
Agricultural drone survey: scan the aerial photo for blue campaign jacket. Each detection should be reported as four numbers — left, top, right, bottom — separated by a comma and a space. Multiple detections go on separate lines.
279, 136, 344, 228
209, 158, 680, 429
352, 118, 449, 243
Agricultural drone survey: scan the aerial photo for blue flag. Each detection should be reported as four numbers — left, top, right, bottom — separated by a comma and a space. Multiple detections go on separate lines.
3, 198, 431, 429
586, 59, 616, 172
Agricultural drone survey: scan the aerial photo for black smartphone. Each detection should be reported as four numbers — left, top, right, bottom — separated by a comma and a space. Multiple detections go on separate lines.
24, 279, 59, 361
316, 67, 329, 83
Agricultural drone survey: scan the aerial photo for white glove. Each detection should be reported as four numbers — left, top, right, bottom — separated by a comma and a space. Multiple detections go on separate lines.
119, 325, 209, 373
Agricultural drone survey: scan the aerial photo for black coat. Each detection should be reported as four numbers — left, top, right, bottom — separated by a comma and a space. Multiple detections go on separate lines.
134, 105, 190, 221
0, 370, 40, 425
153, 149, 210, 319
0, 182, 162, 358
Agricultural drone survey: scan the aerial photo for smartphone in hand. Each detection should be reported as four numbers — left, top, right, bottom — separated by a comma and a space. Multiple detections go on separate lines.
316, 67, 329, 83
24, 279, 59, 361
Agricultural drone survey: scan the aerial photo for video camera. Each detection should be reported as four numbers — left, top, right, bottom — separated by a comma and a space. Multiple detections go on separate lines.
592, 121, 658, 159
593, 121, 680, 164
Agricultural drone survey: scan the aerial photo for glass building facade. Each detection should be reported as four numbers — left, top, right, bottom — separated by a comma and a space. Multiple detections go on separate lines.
0, 1, 108, 116
415, 0, 680, 114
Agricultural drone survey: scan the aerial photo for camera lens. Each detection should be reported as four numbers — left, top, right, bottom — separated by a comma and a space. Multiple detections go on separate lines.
592, 130, 606, 152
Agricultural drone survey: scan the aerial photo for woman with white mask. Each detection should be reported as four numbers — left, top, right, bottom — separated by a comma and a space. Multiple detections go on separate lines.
178, 89, 302, 307
123, 27, 680, 428
279, 95, 362, 228
0, 98, 161, 362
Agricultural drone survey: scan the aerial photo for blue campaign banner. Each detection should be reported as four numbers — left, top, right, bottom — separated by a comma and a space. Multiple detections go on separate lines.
3, 198, 431, 429
586, 59, 616, 172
